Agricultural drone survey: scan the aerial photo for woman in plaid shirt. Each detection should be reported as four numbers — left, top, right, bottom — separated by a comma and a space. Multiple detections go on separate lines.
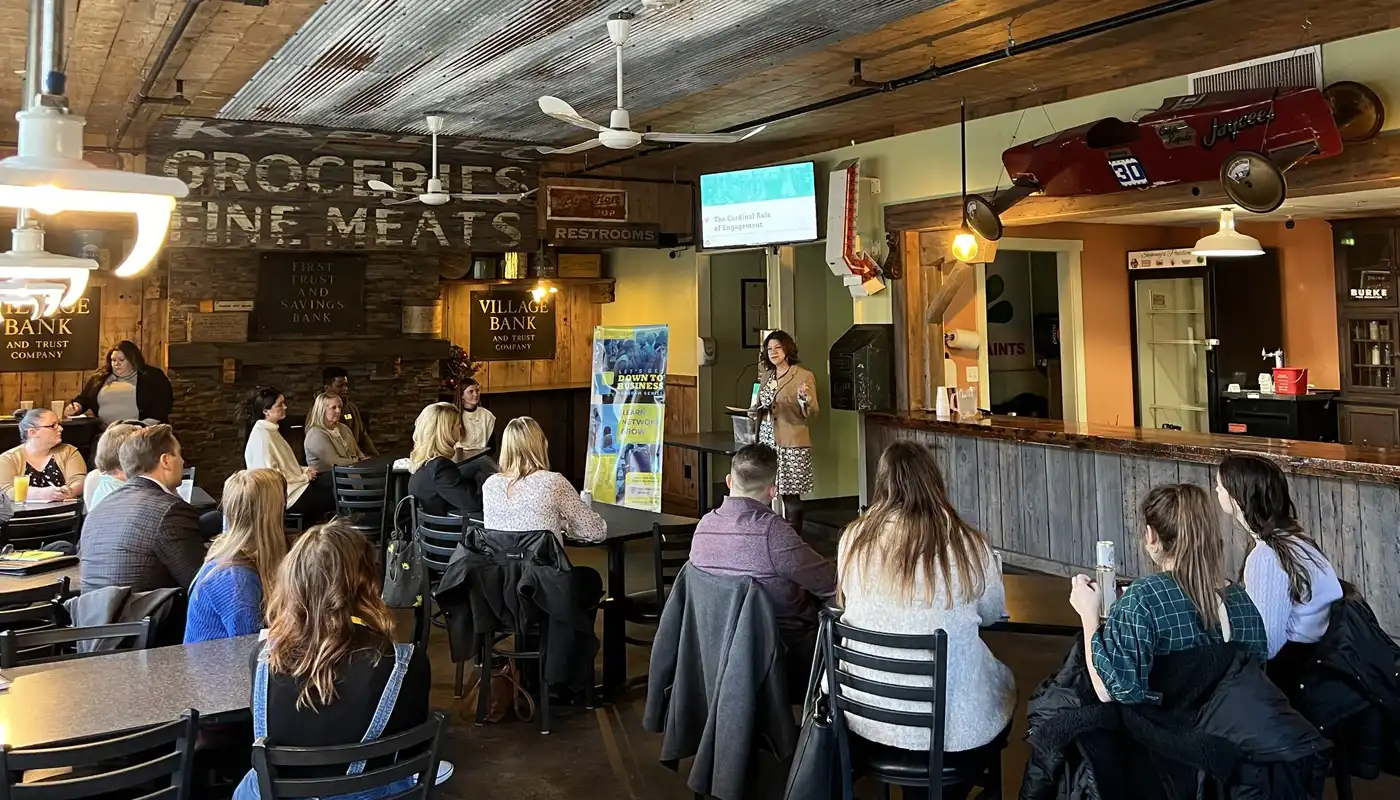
1069, 484, 1268, 704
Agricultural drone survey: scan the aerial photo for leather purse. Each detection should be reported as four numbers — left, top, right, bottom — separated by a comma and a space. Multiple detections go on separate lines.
381, 496, 426, 609
783, 615, 852, 800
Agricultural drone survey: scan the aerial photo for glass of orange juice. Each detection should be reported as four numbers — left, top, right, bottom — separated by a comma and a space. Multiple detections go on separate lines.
12, 474, 29, 504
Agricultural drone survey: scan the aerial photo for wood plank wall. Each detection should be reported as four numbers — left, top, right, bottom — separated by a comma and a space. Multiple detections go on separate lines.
865, 419, 1400, 637
0, 271, 165, 414
662, 375, 699, 510
441, 280, 600, 392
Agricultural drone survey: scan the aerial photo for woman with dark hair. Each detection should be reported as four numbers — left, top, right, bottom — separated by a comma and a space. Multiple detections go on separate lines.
1071, 484, 1268, 704
751, 329, 819, 534
1216, 454, 1342, 660
243, 387, 335, 522
66, 340, 174, 424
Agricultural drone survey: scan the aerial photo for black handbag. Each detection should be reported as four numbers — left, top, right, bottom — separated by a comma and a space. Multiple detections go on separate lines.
783, 615, 852, 800
381, 496, 427, 609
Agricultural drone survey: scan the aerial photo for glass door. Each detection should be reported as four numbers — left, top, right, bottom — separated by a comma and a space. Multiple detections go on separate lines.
1343, 312, 1398, 394
1135, 277, 1210, 431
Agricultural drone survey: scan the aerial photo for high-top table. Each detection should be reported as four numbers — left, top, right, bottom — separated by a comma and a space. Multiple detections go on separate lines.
0, 634, 259, 749
662, 431, 744, 517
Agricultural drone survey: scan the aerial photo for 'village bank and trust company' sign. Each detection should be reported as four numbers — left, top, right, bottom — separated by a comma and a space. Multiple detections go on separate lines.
468, 290, 557, 361
0, 287, 101, 372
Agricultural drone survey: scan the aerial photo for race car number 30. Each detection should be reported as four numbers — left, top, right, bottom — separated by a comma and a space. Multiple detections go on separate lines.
1108, 156, 1148, 188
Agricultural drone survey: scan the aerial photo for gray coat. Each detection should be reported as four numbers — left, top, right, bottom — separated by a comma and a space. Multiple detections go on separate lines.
642, 564, 797, 800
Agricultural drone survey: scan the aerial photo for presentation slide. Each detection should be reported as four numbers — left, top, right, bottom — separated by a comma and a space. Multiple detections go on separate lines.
700, 162, 817, 249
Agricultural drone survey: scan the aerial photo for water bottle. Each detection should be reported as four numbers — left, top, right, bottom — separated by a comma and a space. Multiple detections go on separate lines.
1095, 540, 1116, 618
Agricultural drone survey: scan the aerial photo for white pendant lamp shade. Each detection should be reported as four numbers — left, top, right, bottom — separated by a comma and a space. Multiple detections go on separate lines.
1192, 209, 1263, 258
0, 107, 189, 278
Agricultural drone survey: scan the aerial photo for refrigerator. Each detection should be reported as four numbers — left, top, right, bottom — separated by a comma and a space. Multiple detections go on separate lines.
1127, 248, 1282, 433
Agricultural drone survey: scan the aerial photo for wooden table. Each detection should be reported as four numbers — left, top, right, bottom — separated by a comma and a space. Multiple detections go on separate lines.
0, 634, 259, 749
663, 431, 744, 517
994, 573, 1085, 635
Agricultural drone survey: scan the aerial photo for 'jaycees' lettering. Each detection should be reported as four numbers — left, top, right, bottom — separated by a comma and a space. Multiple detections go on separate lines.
1201, 104, 1277, 149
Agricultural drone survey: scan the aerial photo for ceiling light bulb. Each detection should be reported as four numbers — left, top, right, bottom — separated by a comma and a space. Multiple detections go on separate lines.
1192, 209, 1264, 258
532, 286, 546, 302
951, 230, 979, 262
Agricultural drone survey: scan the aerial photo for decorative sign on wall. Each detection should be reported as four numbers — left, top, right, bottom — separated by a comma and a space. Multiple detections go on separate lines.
147, 118, 540, 253
469, 289, 557, 361
546, 186, 627, 222
0, 287, 101, 372
256, 253, 367, 336
546, 221, 660, 247
188, 312, 250, 343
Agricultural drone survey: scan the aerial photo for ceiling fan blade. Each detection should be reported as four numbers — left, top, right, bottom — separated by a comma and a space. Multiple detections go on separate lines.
643, 124, 768, 145
382, 196, 421, 205
538, 96, 604, 132
367, 179, 404, 194
536, 139, 604, 155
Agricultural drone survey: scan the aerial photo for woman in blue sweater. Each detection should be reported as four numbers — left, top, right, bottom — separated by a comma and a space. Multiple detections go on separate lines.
185, 469, 291, 643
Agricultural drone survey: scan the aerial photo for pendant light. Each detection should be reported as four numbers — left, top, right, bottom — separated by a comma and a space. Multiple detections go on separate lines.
1192, 209, 1263, 258
950, 98, 980, 263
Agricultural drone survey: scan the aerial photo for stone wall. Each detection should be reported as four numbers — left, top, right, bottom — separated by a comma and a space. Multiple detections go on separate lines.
166, 250, 456, 494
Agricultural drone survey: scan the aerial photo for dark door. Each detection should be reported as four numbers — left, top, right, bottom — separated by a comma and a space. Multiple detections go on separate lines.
1209, 250, 1283, 430
1340, 403, 1400, 448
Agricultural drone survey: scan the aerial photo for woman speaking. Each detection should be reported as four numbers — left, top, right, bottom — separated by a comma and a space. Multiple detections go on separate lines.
66, 341, 173, 425
754, 330, 819, 535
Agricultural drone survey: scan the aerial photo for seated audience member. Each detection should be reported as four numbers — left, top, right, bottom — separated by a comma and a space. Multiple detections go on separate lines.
1070, 483, 1268, 705
78, 425, 204, 593
836, 442, 1013, 759
1216, 454, 1342, 662
82, 421, 141, 510
456, 378, 499, 456
243, 387, 334, 522
689, 442, 835, 693
321, 366, 377, 457
407, 403, 493, 516
303, 392, 365, 471
0, 408, 87, 502
232, 519, 451, 799
185, 469, 290, 644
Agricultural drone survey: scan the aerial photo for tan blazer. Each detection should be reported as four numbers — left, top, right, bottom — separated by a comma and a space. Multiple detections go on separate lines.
0, 443, 88, 499
752, 364, 819, 448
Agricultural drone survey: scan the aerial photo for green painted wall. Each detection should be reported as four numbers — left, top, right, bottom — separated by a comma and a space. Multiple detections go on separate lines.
792, 243, 859, 499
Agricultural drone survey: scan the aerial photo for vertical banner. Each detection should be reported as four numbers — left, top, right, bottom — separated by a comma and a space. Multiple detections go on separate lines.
585, 325, 669, 511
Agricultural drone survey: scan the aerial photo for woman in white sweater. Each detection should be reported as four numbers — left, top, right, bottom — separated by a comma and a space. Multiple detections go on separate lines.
243, 387, 335, 522
1216, 454, 1342, 662
837, 441, 1014, 758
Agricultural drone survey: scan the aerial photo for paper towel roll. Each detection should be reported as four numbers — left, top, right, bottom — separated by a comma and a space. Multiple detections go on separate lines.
944, 328, 982, 350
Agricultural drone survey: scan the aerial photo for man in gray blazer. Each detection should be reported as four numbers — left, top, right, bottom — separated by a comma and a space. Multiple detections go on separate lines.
78, 425, 205, 593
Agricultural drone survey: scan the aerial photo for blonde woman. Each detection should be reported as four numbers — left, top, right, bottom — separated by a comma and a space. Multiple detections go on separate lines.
231, 519, 450, 798
184, 469, 290, 644
303, 392, 365, 471
82, 421, 142, 510
407, 402, 492, 515
838, 441, 1014, 755
481, 416, 605, 544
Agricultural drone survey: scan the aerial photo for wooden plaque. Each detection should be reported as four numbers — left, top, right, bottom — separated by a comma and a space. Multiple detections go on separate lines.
188, 312, 250, 343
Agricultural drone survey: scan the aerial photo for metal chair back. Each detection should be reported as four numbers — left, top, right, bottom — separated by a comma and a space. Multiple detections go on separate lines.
0, 617, 154, 669
250, 712, 445, 800
332, 464, 391, 546
0, 710, 199, 799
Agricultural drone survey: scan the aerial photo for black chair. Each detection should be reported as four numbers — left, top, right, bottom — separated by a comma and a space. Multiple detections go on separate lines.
413, 508, 468, 689
332, 464, 391, 550
0, 617, 153, 668
0, 578, 69, 635
0, 709, 198, 799
623, 522, 697, 651
250, 711, 445, 800
823, 609, 1006, 799
1, 508, 81, 550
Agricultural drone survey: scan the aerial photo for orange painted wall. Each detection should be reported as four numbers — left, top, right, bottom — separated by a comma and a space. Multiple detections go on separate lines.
936, 220, 1340, 427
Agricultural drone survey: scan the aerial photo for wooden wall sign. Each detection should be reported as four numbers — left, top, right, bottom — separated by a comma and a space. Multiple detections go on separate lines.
469, 289, 557, 361
147, 118, 540, 253
546, 221, 660, 248
402, 304, 443, 335
188, 312, 250, 343
256, 253, 367, 336
546, 186, 628, 222
0, 287, 101, 372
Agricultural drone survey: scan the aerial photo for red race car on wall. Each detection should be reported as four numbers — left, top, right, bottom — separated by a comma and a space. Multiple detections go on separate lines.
965, 83, 1385, 241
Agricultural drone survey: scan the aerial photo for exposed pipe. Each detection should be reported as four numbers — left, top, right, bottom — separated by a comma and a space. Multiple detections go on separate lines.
39, 0, 64, 96
539, 171, 693, 187
109, 0, 205, 151
567, 0, 1220, 177
23, 0, 41, 110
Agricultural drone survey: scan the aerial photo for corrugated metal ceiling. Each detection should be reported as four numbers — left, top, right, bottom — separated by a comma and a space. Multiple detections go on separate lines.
220, 0, 953, 143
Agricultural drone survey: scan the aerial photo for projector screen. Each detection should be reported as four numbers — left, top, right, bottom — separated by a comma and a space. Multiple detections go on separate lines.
699, 162, 818, 249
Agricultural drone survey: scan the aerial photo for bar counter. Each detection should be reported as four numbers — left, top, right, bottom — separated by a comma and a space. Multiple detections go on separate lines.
865, 411, 1400, 636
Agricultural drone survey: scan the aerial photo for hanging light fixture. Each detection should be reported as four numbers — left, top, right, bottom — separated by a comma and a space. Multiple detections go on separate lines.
952, 97, 979, 263
0, 0, 187, 289
1192, 209, 1264, 258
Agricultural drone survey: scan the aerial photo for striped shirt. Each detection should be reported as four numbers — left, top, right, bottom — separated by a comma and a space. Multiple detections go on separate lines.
1092, 572, 1267, 704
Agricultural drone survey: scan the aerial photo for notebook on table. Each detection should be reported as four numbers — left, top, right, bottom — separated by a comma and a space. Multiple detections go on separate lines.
0, 549, 78, 575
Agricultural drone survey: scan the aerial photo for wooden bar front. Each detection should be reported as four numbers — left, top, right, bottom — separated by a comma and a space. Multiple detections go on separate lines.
865, 412, 1400, 637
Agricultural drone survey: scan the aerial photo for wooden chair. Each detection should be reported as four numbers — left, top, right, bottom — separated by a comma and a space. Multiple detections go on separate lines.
0, 710, 198, 799
0, 617, 153, 669
250, 712, 445, 800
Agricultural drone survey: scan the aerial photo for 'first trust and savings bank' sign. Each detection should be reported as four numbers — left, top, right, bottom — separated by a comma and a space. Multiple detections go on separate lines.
147, 119, 541, 253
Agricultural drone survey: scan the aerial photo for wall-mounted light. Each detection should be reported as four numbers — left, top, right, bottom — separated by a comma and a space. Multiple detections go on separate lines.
951, 229, 979, 262
530, 282, 559, 303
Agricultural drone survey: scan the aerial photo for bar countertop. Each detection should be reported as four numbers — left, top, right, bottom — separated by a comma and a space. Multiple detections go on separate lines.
867, 411, 1400, 483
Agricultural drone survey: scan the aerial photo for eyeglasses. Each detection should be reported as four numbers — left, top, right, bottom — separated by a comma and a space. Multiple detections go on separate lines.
36, 422, 63, 430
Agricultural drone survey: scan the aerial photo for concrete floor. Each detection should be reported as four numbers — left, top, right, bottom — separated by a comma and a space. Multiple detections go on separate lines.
423, 538, 1400, 799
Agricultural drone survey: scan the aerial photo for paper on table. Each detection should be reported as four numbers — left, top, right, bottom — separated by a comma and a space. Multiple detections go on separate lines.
0, 672, 9, 691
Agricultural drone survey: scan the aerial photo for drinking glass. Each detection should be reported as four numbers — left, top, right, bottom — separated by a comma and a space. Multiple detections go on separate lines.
12, 474, 29, 504
955, 387, 979, 419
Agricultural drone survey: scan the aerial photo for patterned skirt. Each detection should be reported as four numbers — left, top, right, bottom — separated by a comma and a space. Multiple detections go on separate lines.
759, 419, 814, 496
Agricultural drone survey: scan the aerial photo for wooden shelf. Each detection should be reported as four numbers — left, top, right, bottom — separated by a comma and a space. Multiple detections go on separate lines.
441, 277, 614, 288
168, 338, 451, 368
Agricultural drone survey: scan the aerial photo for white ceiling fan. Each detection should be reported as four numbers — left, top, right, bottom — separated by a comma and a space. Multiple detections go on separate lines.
366, 115, 537, 205
535, 11, 766, 155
